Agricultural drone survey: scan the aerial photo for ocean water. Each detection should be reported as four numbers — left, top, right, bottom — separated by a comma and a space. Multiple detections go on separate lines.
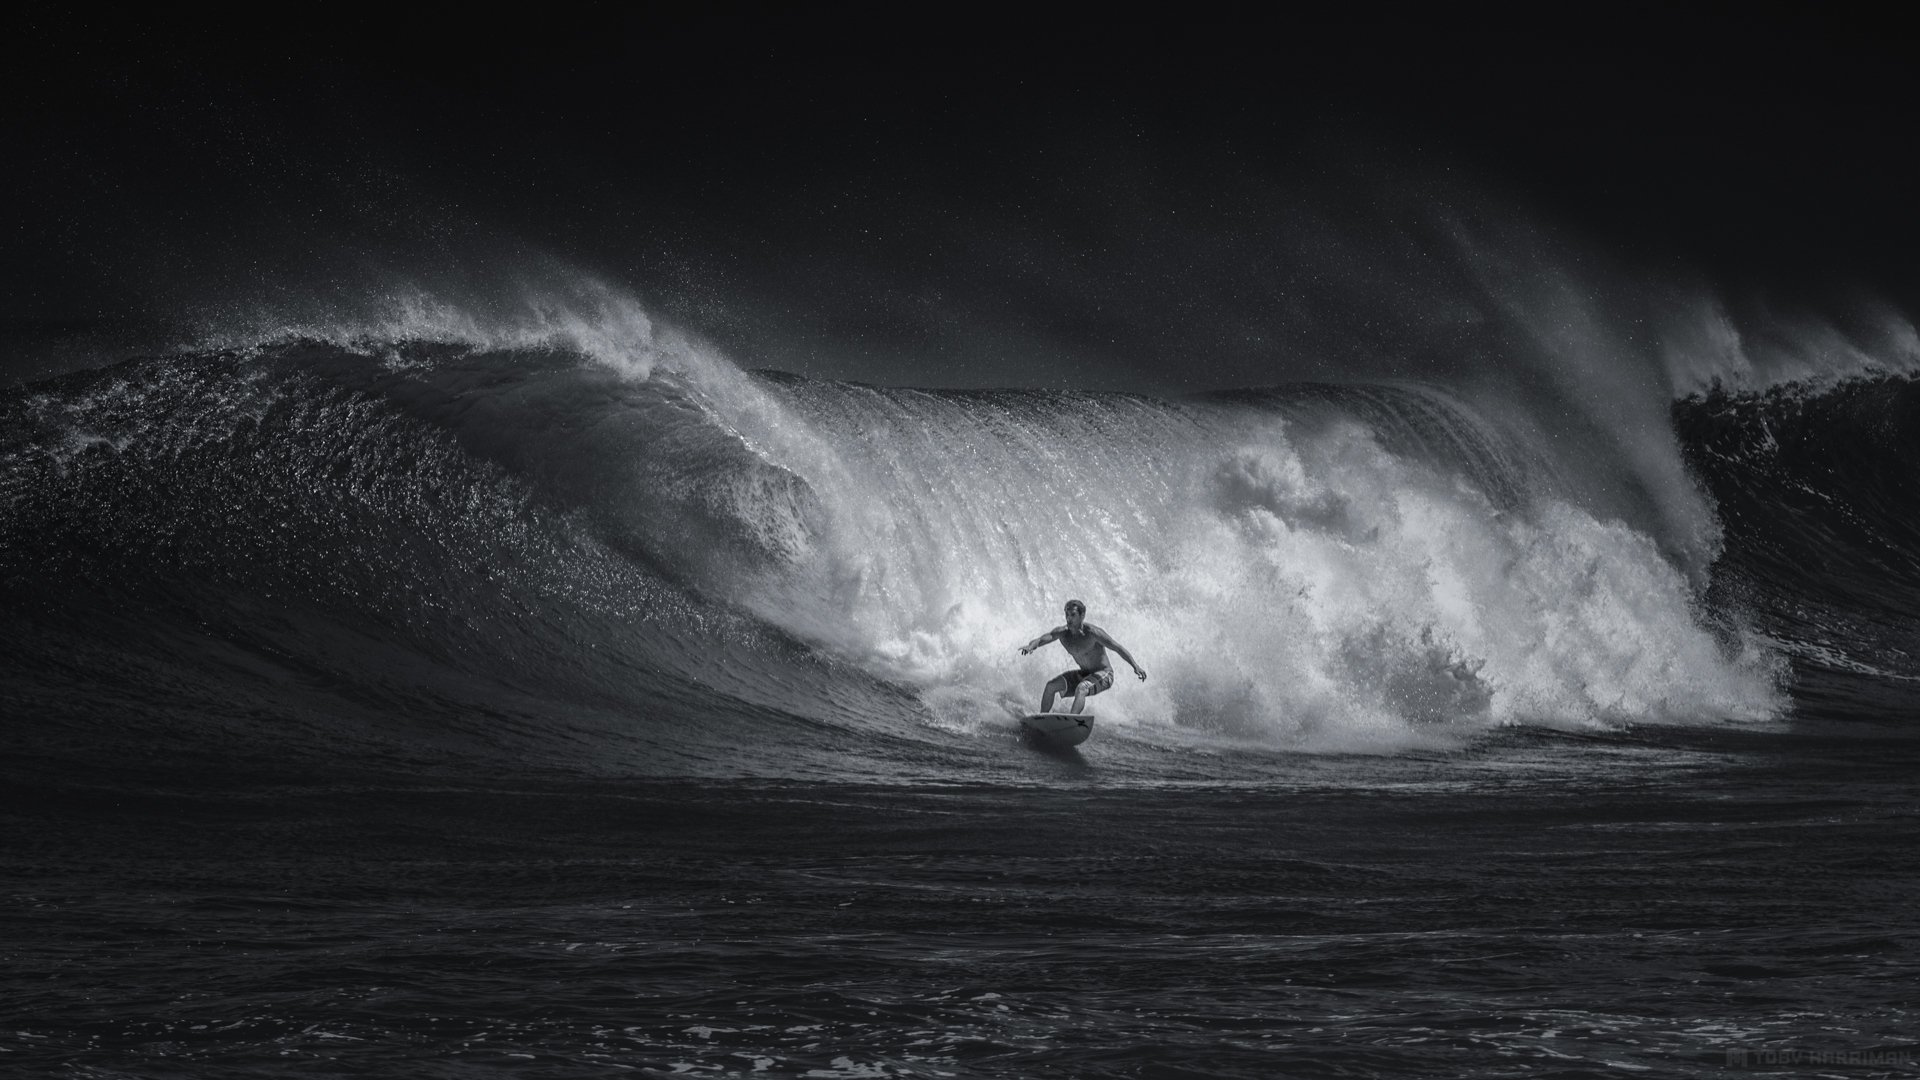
4, 296, 1920, 1077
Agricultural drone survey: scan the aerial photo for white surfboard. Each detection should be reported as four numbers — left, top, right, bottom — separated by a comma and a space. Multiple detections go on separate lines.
1021, 710, 1097, 747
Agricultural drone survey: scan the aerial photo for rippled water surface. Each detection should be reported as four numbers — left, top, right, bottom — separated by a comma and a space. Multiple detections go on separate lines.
8, 721, 1918, 1079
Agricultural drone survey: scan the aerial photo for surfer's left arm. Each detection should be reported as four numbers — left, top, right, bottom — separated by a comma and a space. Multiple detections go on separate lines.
1092, 626, 1147, 680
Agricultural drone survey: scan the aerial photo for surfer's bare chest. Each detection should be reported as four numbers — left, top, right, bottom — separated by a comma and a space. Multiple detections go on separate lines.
1059, 628, 1109, 670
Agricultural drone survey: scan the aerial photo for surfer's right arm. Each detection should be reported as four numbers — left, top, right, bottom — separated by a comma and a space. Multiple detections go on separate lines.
1018, 627, 1065, 655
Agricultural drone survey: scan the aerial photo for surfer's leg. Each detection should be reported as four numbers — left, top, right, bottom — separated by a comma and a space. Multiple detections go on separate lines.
1071, 668, 1113, 713
1041, 673, 1070, 712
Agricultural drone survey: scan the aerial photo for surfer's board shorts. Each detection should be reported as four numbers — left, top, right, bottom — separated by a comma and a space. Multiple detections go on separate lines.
1056, 667, 1115, 694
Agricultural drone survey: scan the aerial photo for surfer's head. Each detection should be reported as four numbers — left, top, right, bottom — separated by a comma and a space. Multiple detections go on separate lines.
1064, 599, 1085, 628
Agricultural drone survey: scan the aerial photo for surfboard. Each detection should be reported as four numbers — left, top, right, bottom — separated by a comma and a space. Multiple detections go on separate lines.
1021, 710, 1096, 747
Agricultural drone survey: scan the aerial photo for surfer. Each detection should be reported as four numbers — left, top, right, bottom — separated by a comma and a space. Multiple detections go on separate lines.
1018, 599, 1146, 714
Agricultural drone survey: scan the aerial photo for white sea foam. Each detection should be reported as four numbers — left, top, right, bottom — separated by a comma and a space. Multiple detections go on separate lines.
755, 397, 1784, 751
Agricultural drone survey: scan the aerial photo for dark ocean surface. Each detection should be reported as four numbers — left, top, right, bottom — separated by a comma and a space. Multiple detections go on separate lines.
5, 325, 1920, 1077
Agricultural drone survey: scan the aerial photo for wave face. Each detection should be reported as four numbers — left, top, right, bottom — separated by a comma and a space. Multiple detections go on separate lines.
0, 304, 1830, 783
1680, 376, 1920, 692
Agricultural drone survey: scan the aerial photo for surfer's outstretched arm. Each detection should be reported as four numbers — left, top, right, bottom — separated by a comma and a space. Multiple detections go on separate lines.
1018, 627, 1065, 655
1091, 625, 1148, 680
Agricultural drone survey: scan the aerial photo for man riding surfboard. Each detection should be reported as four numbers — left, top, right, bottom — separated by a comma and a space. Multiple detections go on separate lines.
1018, 599, 1147, 714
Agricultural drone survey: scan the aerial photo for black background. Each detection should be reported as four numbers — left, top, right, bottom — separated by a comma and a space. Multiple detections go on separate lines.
7, 7, 1917, 390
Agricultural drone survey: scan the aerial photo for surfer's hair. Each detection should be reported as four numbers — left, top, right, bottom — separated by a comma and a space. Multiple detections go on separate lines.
1064, 599, 1086, 614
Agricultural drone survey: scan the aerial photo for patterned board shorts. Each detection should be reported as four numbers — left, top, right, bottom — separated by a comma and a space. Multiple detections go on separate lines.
1057, 667, 1115, 694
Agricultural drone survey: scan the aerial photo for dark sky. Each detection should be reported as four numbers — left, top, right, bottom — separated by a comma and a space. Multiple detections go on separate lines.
7, 8, 1918, 390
